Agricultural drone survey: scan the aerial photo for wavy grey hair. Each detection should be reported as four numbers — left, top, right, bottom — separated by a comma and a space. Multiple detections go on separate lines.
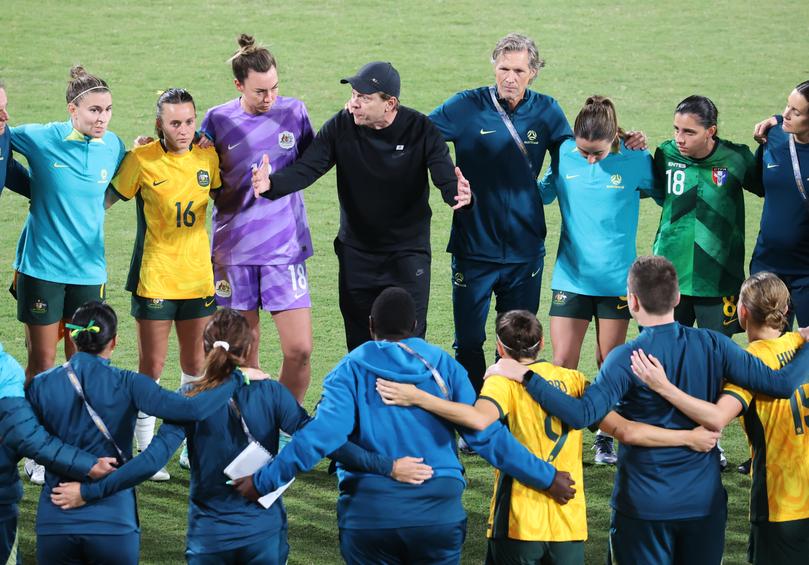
491, 33, 545, 82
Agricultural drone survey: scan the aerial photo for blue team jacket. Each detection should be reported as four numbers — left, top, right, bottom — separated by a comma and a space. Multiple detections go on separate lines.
26, 351, 237, 535
429, 87, 572, 263
253, 338, 558, 529
79, 373, 394, 555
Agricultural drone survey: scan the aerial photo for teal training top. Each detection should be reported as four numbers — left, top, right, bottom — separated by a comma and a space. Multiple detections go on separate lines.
541, 138, 654, 296
10, 121, 125, 284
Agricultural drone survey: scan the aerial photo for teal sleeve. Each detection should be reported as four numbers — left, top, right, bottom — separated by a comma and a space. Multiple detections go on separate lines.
129, 371, 237, 422
538, 148, 559, 205
636, 151, 656, 196
9, 125, 34, 157
81, 422, 185, 502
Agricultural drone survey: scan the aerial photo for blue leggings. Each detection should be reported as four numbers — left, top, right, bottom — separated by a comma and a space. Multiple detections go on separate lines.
37, 532, 139, 565
0, 515, 19, 565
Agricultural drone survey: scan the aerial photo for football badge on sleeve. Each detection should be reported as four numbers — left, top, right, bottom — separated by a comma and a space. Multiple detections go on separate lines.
711, 167, 728, 186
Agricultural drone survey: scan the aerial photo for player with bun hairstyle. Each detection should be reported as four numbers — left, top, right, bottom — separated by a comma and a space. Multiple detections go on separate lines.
51, 308, 431, 564
109, 88, 221, 479
199, 34, 315, 405
539, 95, 654, 465
23, 301, 243, 565
10, 66, 125, 381
631, 271, 809, 564
652, 95, 760, 341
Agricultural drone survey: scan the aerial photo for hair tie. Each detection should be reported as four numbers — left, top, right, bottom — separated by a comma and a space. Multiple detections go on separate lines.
213, 340, 230, 352
65, 319, 101, 339
69, 85, 109, 105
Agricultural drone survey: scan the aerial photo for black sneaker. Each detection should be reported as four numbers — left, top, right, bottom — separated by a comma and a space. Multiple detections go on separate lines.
592, 435, 617, 465
737, 458, 751, 475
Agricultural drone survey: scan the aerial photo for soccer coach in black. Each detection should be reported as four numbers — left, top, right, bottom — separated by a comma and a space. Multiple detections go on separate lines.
251, 61, 472, 351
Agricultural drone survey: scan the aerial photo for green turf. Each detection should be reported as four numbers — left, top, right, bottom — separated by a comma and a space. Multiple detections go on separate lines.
3, 0, 807, 562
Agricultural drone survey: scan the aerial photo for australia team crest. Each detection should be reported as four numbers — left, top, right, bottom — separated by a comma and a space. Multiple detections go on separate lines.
712, 167, 728, 186
278, 131, 295, 150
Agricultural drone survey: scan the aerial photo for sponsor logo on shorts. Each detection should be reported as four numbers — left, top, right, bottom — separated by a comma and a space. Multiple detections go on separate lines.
415, 269, 424, 277
197, 170, 211, 187
147, 298, 164, 310
552, 291, 568, 306
215, 280, 232, 298
607, 174, 624, 190
204, 297, 216, 308
278, 131, 295, 150
525, 129, 538, 144
617, 296, 628, 310
453, 272, 466, 288
723, 317, 738, 327
293, 290, 307, 300
712, 167, 728, 186
31, 298, 48, 315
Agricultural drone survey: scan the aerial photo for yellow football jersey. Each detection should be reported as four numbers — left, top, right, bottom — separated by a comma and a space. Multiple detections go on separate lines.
480, 361, 587, 542
112, 141, 221, 299
723, 332, 809, 522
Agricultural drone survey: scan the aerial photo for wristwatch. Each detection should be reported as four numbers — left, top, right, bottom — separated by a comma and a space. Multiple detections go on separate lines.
522, 370, 535, 385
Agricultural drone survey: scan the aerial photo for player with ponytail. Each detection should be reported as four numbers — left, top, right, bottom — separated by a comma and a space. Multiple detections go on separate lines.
50, 308, 432, 564
108, 87, 221, 480
23, 301, 241, 564
9, 65, 125, 384
199, 34, 315, 405
539, 95, 654, 464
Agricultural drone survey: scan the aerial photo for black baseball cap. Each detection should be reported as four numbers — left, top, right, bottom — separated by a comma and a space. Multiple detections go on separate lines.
340, 61, 400, 98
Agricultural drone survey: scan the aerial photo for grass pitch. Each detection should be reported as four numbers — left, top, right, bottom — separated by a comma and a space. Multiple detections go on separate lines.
3, 0, 808, 562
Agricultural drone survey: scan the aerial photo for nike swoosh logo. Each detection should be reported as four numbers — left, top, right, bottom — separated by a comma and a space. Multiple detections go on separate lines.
617, 304, 628, 310
565, 174, 579, 180
204, 298, 215, 307
530, 268, 542, 277
293, 291, 307, 300
227, 142, 241, 150
480, 129, 496, 135
153, 179, 168, 186
723, 318, 738, 327
53, 163, 69, 168
767, 163, 779, 169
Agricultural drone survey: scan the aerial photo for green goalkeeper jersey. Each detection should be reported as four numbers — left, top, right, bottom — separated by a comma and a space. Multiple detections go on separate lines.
652, 138, 759, 296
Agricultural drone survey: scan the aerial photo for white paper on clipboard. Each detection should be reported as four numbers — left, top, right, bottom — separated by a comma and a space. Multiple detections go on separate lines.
224, 441, 295, 509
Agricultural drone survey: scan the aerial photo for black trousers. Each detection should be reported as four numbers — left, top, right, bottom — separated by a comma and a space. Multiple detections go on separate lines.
334, 239, 430, 351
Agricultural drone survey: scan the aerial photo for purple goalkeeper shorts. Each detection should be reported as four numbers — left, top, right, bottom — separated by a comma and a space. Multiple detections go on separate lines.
213, 262, 311, 312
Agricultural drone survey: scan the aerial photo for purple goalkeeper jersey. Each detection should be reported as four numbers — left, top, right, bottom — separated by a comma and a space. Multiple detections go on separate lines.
201, 96, 315, 266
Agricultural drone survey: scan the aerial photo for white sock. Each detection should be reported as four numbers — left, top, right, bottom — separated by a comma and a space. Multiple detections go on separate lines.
180, 372, 200, 387
596, 430, 613, 439
135, 379, 159, 451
